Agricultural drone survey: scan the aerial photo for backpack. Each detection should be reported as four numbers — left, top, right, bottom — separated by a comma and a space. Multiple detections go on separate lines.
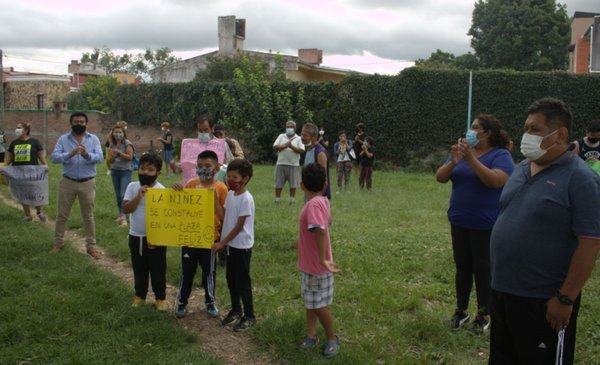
129, 140, 139, 170
132, 154, 140, 170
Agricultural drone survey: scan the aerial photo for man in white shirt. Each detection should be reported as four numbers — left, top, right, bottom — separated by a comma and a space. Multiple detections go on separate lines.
272, 120, 305, 204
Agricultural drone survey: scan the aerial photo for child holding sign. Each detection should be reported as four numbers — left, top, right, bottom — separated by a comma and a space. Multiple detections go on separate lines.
122, 153, 168, 310
297, 163, 340, 357
173, 150, 227, 318
212, 159, 256, 332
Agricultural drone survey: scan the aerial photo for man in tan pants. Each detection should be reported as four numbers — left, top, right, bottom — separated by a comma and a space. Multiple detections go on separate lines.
50, 112, 104, 258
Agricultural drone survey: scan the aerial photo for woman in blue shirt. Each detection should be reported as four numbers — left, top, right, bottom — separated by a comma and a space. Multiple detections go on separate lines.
436, 114, 514, 334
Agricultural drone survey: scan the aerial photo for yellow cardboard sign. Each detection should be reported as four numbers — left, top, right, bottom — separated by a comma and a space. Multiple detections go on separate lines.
146, 188, 214, 248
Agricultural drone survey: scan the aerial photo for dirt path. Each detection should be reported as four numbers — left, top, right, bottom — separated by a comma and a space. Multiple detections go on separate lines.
0, 193, 276, 365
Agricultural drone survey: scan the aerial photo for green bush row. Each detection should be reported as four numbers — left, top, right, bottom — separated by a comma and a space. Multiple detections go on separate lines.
113, 69, 600, 165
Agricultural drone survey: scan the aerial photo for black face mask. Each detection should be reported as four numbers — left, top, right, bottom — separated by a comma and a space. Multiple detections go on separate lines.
588, 138, 600, 144
138, 174, 157, 187
71, 124, 86, 135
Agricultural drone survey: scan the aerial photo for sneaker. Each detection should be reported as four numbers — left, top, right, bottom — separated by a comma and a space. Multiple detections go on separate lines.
450, 310, 470, 330
323, 335, 340, 357
49, 245, 63, 254
207, 303, 219, 318
233, 316, 256, 332
289, 198, 296, 205
155, 300, 168, 311
23, 215, 33, 222
37, 212, 48, 222
132, 296, 145, 308
221, 311, 242, 327
107, 170, 111, 175
300, 336, 319, 349
175, 303, 187, 318
86, 246, 102, 259
469, 315, 490, 335
274, 197, 281, 204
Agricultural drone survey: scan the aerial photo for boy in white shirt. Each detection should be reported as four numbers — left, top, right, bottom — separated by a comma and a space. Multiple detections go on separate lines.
122, 153, 167, 310
213, 159, 256, 331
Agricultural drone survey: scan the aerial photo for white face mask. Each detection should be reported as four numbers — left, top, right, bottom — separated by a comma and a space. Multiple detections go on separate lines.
15, 128, 24, 137
520, 130, 558, 161
198, 132, 211, 143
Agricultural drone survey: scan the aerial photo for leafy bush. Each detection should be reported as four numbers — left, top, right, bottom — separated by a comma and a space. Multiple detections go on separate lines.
112, 68, 600, 165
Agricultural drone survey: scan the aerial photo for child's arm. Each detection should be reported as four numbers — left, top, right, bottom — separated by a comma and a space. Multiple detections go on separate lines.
214, 190, 225, 221
123, 186, 147, 214
364, 148, 374, 158
212, 215, 246, 252
314, 228, 340, 273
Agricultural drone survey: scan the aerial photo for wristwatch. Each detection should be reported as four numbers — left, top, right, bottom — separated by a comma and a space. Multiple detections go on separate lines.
556, 291, 574, 305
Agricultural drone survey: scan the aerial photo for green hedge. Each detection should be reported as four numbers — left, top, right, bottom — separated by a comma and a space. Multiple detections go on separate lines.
112, 69, 600, 165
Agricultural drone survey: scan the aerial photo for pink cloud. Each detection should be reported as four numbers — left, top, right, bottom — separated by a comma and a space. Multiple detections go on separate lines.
322, 52, 413, 75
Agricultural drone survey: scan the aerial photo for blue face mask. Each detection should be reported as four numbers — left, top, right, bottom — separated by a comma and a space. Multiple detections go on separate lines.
465, 129, 479, 147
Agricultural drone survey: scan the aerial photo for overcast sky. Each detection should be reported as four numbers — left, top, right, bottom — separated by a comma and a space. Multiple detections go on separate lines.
1, 0, 598, 75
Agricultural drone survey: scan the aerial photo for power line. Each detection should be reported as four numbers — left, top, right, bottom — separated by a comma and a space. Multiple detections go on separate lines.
3, 53, 67, 65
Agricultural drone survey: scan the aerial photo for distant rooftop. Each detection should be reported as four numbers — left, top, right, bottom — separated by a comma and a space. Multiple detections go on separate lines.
573, 11, 600, 19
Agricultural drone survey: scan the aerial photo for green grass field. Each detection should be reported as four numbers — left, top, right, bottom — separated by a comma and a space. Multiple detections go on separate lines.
2, 162, 600, 364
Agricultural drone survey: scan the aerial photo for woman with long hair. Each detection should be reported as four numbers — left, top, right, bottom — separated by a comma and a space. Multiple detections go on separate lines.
107, 123, 134, 226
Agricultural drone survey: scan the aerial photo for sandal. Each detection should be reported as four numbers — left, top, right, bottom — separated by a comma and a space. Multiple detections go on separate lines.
323, 335, 340, 357
300, 336, 318, 349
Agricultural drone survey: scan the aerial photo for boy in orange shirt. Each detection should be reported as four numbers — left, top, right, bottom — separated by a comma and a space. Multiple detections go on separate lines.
173, 150, 228, 318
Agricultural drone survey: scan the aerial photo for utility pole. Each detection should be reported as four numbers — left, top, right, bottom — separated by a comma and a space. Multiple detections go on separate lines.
0, 49, 4, 129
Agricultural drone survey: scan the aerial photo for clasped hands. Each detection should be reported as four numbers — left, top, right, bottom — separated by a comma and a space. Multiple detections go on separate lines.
450, 139, 474, 164
70, 144, 89, 159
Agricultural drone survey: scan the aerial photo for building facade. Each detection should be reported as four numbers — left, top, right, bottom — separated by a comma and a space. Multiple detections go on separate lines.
568, 11, 600, 74
149, 15, 353, 83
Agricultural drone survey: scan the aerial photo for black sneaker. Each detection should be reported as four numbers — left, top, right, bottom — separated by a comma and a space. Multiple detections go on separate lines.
175, 303, 187, 319
233, 316, 256, 332
221, 311, 242, 326
450, 310, 470, 330
469, 315, 490, 335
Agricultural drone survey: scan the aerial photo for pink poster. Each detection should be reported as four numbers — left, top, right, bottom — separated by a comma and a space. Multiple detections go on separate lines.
180, 138, 226, 183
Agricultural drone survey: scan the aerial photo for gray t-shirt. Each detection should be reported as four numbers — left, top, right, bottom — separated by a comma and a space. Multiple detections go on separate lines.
110, 140, 133, 171
490, 151, 600, 298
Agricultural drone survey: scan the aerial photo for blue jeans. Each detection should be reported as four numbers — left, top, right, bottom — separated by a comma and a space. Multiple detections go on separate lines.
111, 169, 132, 215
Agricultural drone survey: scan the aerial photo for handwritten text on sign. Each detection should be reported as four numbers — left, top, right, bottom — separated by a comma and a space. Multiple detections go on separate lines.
146, 188, 214, 248
1, 165, 49, 206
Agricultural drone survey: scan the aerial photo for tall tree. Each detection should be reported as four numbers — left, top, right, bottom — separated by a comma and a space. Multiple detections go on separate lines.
468, 0, 570, 71
415, 49, 481, 70
66, 76, 118, 113
80, 46, 180, 76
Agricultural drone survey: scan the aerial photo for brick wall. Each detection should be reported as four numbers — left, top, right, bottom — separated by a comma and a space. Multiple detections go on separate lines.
1, 110, 187, 156
575, 37, 591, 74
